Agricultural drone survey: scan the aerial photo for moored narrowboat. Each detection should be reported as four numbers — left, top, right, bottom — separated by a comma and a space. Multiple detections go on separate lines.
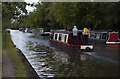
49, 30, 93, 52
32, 28, 51, 36
88, 30, 120, 46
24, 27, 32, 33
19, 27, 32, 33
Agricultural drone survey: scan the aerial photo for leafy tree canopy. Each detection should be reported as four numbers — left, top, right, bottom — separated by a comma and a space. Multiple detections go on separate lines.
5, 2, 120, 31
2, 2, 27, 28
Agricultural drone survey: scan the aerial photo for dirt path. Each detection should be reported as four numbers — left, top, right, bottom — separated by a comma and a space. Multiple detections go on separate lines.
2, 31, 15, 77
2, 50, 15, 77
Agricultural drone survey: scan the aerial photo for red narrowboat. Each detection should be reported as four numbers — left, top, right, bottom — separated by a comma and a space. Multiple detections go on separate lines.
49, 30, 93, 52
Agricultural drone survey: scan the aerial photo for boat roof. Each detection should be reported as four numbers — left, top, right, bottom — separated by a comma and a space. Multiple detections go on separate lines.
90, 30, 118, 33
55, 31, 73, 34
53, 30, 118, 34
89, 30, 108, 33
54, 30, 82, 34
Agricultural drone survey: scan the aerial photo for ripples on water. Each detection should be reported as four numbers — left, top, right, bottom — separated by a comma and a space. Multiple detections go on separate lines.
26, 41, 119, 78
10, 30, 119, 78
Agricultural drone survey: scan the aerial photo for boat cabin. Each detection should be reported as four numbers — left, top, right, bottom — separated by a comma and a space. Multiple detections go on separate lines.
50, 30, 93, 51
32, 28, 51, 36
88, 30, 108, 44
88, 30, 120, 46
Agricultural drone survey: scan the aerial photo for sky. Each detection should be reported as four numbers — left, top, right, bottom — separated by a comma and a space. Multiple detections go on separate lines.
25, 0, 40, 13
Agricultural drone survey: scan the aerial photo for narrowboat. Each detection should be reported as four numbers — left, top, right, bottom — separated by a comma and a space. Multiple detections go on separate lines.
88, 30, 120, 46
19, 27, 32, 33
19, 28, 25, 32
32, 28, 51, 36
49, 30, 93, 52
24, 27, 32, 33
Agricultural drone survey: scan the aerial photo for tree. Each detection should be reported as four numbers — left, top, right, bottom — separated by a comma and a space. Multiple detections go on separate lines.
16, 2, 120, 30
2, 2, 27, 29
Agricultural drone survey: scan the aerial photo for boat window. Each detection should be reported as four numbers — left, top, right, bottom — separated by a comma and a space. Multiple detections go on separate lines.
64, 35, 67, 43
55, 34, 58, 40
58, 34, 62, 41
90, 33, 96, 39
96, 33, 101, 39
94, 33, 97, 38
102, 33, 107, 39
40, 29, 43, 32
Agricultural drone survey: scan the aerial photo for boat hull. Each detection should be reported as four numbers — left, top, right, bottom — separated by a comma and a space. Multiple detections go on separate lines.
50, 39, 93, 52
106, 42, 120, 46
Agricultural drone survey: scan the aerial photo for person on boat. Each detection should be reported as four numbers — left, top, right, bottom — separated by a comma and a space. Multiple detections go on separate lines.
83, 26, 90, 44
72, 25, 78, 45
50, 30, 54, 40
65, 26, 68, 31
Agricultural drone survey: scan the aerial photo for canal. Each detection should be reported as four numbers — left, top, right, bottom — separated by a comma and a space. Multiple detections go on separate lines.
10, 30, 119, 78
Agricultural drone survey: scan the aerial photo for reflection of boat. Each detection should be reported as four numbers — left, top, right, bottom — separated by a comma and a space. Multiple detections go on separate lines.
32, 28, 51, 36
50, 30, 93, 52
88, 30, 120, 46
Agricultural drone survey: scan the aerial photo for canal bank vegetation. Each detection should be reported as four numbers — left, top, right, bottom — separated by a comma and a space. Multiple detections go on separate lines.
2, 31, 26, 77
2, 2, 120, 31
0, 30, 2, 78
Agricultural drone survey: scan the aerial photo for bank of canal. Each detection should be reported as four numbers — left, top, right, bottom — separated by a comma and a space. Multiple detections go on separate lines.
10, 30, 119, 78
2, 31, 40, 78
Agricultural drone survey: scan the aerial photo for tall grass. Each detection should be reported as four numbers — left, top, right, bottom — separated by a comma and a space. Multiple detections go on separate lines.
3, 31, 26, 77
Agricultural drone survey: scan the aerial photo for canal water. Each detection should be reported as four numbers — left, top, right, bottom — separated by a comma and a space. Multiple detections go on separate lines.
9, 30, 119, 78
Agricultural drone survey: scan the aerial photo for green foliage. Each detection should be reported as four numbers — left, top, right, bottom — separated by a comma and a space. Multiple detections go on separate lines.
54, 3, 78, 27
2, 2, 27, 28
4, 2, 120, 30
0, 30, 1, 78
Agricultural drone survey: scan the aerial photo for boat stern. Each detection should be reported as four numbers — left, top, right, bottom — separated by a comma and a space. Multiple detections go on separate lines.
80, 45, 93, 52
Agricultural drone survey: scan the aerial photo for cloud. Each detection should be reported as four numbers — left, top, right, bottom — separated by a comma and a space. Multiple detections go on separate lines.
25, 0, 39, 4
25, 0, 39, 13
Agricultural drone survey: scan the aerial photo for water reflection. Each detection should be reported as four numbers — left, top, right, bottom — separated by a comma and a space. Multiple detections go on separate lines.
10, 30, 119, 78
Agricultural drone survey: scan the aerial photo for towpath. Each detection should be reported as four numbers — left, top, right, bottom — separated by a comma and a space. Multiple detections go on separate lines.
2, 31, 16, 77
2, 50, 15, 77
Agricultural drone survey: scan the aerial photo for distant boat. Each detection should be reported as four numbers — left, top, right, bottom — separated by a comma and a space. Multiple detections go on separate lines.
88, 30, 120, 46
32, 28, 51, 36
19, 27, 32, 33
19, 28, 25, 32
24, 28, 32, 33
49, 30, 93, 52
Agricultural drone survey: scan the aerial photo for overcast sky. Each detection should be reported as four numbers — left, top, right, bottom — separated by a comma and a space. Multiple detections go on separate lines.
25, 0, 40, 13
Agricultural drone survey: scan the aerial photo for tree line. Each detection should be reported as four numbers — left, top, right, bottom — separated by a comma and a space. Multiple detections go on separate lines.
2, 2, 120, 31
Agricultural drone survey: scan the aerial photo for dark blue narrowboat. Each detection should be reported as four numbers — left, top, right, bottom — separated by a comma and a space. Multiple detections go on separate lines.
49, 30, 93, 52
88, 30, 120, 46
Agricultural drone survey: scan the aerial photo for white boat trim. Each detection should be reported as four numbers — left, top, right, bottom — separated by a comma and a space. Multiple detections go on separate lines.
106, 42, 120, 44
81, 45, 93, 49
44, 32, 50, 34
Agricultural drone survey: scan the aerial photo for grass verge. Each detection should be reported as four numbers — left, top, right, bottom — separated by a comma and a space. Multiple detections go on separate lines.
3, 30, 26, 77
0, 30, 2, 79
